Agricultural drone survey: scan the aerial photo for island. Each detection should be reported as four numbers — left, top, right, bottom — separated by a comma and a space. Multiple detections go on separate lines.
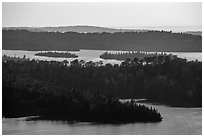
100, 51, 166, 60
3, 54, 201, 124
35, 51, 78, 58
2, 57, 162, 123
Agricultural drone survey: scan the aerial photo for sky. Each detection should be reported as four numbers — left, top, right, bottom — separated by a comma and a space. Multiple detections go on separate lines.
2, 2, 202, 30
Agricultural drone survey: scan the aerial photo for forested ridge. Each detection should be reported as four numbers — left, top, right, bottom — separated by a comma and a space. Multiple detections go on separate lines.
2, 29, 201, 52
3, 56, 164, 123
3, 55, 201, 110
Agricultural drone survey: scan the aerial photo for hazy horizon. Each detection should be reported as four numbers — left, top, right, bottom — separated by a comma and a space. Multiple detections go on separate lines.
3, 2, 202, 31
3, 25, 201, 33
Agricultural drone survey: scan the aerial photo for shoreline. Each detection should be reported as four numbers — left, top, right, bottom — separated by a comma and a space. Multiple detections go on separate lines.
2, 49, 202, 53
135, 99, 202, 108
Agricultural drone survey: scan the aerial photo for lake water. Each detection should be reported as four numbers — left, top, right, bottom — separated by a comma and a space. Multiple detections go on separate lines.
2, 103, 201, 135
2, 49, 202, 64
2, 50, 202, 134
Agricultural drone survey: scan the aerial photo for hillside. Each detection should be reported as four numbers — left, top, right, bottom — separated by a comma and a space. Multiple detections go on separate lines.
3, 26, 142, 33
2, 29, 202, 52
3, 26, 201, 35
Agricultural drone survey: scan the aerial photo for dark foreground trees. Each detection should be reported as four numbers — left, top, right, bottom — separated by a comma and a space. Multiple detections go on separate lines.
3, 79, 162, 122
2, 59, 162, 122
3, 55, 202, 107
2, 54, 201, 123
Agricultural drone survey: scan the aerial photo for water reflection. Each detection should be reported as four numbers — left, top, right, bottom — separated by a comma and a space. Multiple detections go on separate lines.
2, 49, 202, 65
3, 103, 201, 135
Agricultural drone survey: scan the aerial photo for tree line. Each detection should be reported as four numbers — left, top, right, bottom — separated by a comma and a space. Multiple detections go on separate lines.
3, 56, 163, 123
35, 51, 78, 58
3, 29, 201, 52
100, 51, 167, 60
3, 54, 201, 108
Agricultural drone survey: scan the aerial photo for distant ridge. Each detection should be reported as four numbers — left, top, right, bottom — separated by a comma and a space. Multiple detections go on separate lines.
2, 25, 149, 33
3, 25, 201, 35
3, 29, 201, 52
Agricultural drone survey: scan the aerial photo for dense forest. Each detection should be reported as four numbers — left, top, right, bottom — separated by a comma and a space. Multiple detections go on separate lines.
2, 29, 201, 52
100, 51, 167, 60
3, 56, 163, 123
35, 51, 78, 58
3, 55, 201, 110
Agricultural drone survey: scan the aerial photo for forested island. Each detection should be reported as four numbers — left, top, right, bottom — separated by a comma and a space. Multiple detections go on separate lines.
100, 51, 167, 60
35, 51, 78, 58
3, 56, 162, 123
3, 29, 201, 52
3, 53, 201, 121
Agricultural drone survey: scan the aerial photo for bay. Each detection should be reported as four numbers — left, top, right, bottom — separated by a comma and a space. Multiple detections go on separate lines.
2, 103, 201, 135
2, 49, 202, 64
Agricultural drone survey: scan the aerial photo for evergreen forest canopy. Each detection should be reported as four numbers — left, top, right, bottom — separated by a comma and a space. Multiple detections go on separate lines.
35, 51, 78, 58
2, 28, 202, 123
100, 51, 169, 60
3, 56, 163, 123
2, 29, 201, 52
3, 55, 201, 110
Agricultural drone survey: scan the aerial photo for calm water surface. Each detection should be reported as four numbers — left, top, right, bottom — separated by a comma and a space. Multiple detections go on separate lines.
2, 49, 202, 64
2, 103, 201, 135
2, 50, 202, 134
